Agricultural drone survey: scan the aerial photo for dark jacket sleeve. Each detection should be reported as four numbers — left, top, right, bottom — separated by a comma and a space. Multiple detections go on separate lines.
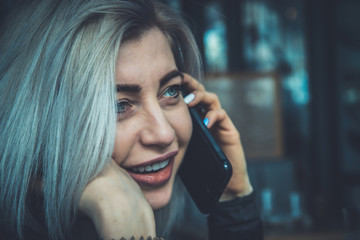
207, 191, 264, 240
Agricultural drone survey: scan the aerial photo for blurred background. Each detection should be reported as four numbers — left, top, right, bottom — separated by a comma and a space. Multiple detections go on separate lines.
158, 0, 360, 239
1, 0, 359, 239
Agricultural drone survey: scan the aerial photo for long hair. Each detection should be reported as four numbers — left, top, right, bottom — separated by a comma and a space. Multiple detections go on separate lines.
0, 0, 202, 239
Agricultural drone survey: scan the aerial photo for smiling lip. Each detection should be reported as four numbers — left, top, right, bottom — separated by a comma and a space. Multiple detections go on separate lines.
126, 151, 178, 188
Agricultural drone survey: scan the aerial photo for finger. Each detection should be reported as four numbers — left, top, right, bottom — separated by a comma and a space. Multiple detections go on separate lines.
184, 90, 221, 112
199, 91, 222, 109
182, 73, 205, 93
204, 109, 227, 128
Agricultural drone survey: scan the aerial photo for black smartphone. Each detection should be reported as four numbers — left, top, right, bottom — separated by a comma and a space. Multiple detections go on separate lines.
178, 105, 233, 214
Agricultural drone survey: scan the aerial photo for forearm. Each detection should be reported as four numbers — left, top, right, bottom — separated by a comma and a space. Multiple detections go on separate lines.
81, 187, 156, 240
79, 160, 157, 240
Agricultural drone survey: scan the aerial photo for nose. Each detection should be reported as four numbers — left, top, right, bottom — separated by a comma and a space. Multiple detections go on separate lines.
139, 104, 175, 148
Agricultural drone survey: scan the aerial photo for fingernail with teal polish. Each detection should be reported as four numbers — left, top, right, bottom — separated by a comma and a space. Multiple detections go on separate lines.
203, 118, 209, 127
184, 93, 195, 104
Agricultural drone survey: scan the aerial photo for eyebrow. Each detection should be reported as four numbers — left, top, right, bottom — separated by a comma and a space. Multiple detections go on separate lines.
116, 84, 142, 93
116, 70, 183, 93
159, 70, 184, 87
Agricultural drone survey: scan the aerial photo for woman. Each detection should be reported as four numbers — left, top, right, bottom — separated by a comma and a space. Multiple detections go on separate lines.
0, 0, 263, 239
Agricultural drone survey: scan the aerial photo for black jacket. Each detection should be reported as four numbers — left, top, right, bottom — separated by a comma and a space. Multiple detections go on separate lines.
208, 191, 264, 240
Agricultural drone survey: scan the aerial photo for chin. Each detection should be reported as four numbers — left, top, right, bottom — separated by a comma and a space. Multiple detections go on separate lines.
142, 180, 174, 210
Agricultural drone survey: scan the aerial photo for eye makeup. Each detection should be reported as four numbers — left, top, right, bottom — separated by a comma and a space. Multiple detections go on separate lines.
115, 70, 184, 121
159, 70, 184, 88
115, 98, 135, 121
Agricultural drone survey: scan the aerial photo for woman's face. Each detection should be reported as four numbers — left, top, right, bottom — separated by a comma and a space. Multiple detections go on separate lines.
113, 28, 192, 210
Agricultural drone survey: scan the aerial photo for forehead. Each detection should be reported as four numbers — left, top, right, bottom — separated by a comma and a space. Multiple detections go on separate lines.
116, 28, 176, 85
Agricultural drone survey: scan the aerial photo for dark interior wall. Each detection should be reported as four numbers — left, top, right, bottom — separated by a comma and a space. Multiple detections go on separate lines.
306, 0, 340, 228
304, 0, 342, 228
305, 0, 360, 229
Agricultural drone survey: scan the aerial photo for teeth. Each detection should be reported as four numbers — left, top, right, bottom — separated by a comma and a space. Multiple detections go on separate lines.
160, 161, 167, 168
152, 163, 160, 171
131, 159, 170, 173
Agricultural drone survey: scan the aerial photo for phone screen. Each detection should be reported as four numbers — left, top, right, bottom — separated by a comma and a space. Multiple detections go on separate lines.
178, 106, 233, 214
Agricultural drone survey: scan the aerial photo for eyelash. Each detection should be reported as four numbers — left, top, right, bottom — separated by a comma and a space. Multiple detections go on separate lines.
116, 99, 132, 115
116, 84, 182, 121
162, 84, 181, 99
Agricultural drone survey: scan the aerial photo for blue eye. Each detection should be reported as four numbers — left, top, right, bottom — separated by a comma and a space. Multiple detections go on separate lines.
116, 100, 131, 114
163, 85, 181, 98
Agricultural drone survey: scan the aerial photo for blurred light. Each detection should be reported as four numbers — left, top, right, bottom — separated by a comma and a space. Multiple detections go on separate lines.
284, 70, 310, 105
203, 4, 228, 72
261, 188, 273, 216
245, 77, 274, 108
345, 89, 360, 104
242, 1, 279, 71
290, 191, 302, 218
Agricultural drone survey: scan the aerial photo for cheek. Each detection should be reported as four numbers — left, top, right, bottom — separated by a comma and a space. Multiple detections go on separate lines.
169, 104, 192, 149
112, 123, 135, 165
112, 127, 125, 164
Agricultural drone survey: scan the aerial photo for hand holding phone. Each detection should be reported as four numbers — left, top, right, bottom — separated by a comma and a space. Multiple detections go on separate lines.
179, 105, 233, 214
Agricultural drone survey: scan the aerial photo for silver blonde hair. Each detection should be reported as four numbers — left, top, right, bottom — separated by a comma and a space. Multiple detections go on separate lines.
0, 0, 202, 239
